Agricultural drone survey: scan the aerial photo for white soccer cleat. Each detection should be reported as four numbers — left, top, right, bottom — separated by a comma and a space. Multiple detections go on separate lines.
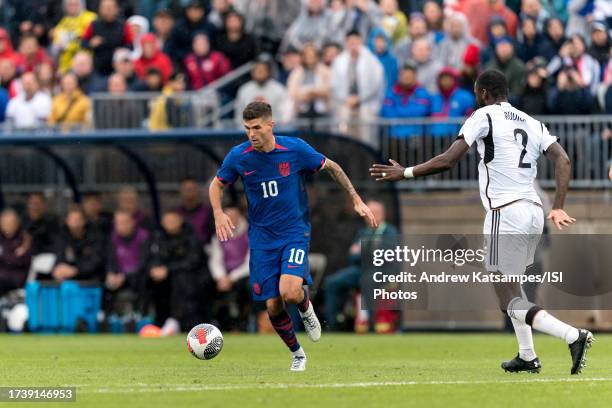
290, 355, 307, 371
299, 302, 321, 342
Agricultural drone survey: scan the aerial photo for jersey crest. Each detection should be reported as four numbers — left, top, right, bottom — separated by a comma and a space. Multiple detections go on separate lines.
279, 162, 290, 177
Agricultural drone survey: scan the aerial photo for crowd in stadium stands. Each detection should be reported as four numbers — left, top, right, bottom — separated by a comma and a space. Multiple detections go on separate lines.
0, 0, 609, 133
0, 0, 611, 332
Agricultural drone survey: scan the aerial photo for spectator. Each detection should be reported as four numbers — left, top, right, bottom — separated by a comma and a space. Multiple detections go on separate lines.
517, 61, 550, 115
147, 210, 207, 333
52, 207, 105, 283
423, 0, 445, 43
379, 0, 408, 45
36, 62, 56, 96
588, 21, 610, 74
326, 0, 383, 44
208, 205, 250, 331
597, 57, 612, 113
287, 43, 331, 119
393, 12, 435, 66
103, 48, 141, 91
177, 177, 214, 245
566, 0, 595, 38
0, 28, 18, 62
541, 17, 567, 61
0, 58, 19, 98
5, 72, 51, 129
430, 68, 475, 137
149, 71, 194, 130
278, 47, 302, 85
461, 0, 518, 45
548, 34, 601, 94
330, 30, 384, 144
322, 41, 342, 67
82, 191, 113, 237
15, 34, 53, 73
116, 187, 152, 231
207, 0, 235, 30
104, 210, 150, 317
22, 193, 60, 255
212, 11, 258, 69
126, 15, 150, 60
184, 32, 231, 90
324, 200, 397, 331
141, 67, 164, 92
280, 0, 333, 53
70, 51, 96, 94
368, 27, 399, 91
0, 86, 8, 123
516, 17, 548, 63
380, 63, 431, 138
165, 0, 215, 64
81, 0, 133, 76
50, 0, 97, 74
520, 0, 550, 32
94, 73, 144, 129
234, 57, 292, 124
152, 9, 175, 50
548, 66, 594, 114
0, 209, 32, 297
459, 43, 481, 95
437, 12, 474, 70
48, 72, 92, 130
234, 0, 301, 54
480, 16, 510, 66
134, 33, 174, 84
412, 37, 443, 94
486, 37, 526, 101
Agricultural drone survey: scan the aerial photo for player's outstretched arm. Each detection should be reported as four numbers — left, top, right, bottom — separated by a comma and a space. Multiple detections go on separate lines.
544, 142, 576, 230
369, 138, 470, 181
322, 159, 377, 228
209, 177, 236, 241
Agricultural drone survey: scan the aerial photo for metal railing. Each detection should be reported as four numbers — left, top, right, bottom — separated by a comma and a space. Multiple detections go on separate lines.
1, 114, 610, 189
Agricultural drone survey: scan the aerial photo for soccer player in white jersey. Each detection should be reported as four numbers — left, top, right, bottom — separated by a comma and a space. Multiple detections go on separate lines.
370, 70, 593, 375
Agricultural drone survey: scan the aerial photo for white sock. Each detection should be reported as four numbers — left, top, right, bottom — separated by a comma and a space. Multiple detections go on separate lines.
532, 310, 580, 344
292, 346, 306, 358
510, 317, 536, 360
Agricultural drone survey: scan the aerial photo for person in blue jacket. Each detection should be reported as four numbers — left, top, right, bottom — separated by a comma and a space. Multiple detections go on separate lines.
429, 67, 475, 137
380, 62, 431, 138
368, 27, 398, 91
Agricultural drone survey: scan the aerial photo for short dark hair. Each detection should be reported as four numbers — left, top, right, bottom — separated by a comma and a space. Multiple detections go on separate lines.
475, 70, 508, 99
243, 101, 272, 121
346, 29, 361, 39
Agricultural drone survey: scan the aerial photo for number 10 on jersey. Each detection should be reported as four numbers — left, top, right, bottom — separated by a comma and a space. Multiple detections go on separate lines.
261, 180, 278, 198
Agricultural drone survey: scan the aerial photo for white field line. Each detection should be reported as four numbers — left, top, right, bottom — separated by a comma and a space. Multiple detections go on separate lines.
85, 377, 612, 394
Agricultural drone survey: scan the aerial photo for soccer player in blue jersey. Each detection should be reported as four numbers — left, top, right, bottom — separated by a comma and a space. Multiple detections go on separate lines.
209, 101, 377, 371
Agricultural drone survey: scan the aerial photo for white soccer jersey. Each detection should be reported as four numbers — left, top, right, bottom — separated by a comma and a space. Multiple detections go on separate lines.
458, 102, 558, 210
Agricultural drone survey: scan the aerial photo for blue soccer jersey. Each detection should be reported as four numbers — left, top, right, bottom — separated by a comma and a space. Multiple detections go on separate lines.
216, 136, 326, 250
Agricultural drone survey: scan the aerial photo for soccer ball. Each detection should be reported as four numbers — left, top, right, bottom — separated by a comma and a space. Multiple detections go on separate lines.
187, 323, 224, 360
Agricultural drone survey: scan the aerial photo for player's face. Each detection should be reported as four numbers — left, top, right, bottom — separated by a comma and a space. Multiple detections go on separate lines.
474, 84, 487, 107
244, 117, 274, 150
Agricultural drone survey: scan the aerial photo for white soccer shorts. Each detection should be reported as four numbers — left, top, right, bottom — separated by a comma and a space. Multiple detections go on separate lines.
483, 200, 544, 275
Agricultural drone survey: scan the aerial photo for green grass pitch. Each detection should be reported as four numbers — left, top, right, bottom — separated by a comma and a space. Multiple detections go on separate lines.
2, 333, 611, 407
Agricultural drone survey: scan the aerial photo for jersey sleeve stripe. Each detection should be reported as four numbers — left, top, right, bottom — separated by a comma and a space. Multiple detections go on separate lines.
216, 175, 231, 185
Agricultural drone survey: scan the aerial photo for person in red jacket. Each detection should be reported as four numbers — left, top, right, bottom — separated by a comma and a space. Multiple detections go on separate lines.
134, 33, 174, 84
0, 29, 19, 62
15, 34, 54, 74
184, 32, 231, 90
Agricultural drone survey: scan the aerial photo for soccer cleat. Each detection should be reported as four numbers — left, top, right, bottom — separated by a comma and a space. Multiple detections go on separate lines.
569, 329, 594, 375
501, 354, 542, 373
290, 355, 307, 371
299, 302, 321, 342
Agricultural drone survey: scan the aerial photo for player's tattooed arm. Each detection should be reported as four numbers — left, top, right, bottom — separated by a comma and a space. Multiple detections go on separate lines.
209, 177, 235, 241
323, 159, 377, 227
544, 142, 576, 230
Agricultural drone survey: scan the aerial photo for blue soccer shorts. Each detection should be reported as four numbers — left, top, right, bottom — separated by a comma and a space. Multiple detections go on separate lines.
249, 241, 312, 301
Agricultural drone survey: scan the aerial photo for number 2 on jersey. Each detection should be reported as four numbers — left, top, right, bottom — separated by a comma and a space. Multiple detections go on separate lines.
261, 180, 278, 198
513, 129, 532, 168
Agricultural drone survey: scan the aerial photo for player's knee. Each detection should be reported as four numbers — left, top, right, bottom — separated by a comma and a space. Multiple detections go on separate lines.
265, 298, 284, 315
280, 286, 303, 305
